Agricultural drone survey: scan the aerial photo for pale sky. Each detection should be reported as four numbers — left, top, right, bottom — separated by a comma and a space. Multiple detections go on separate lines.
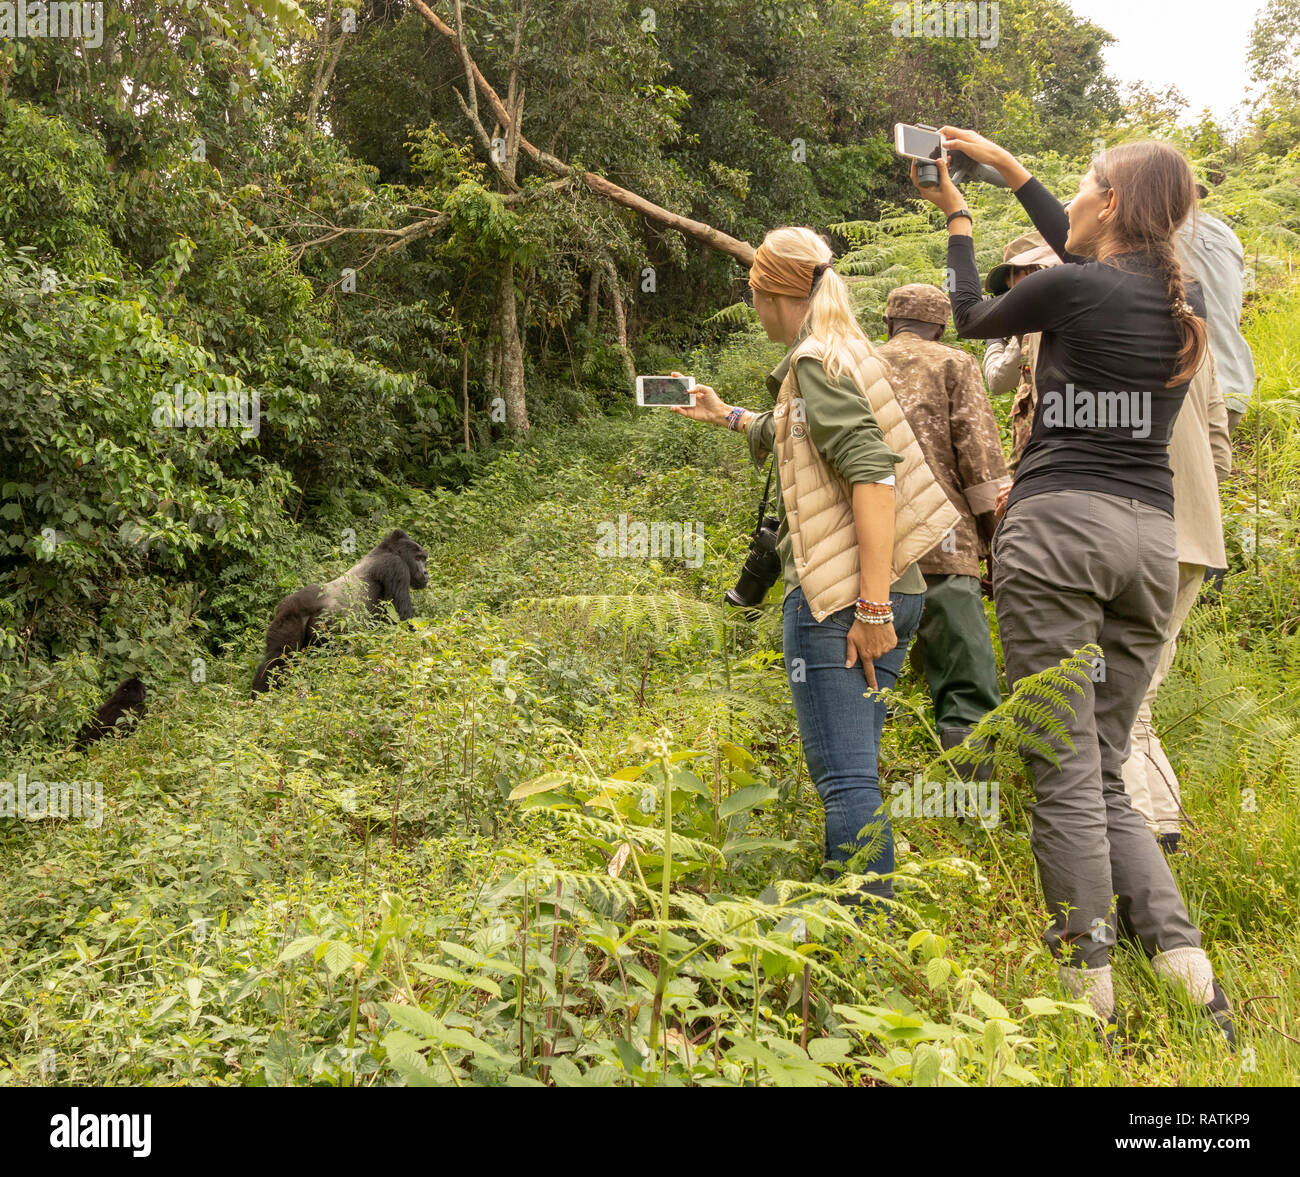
1067, 0, 1268, 125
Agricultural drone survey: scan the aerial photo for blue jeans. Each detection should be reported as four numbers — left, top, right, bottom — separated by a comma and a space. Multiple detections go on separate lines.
782, 587, 926, 900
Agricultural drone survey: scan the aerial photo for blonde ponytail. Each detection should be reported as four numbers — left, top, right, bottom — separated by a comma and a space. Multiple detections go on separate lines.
758, 227, 875, 383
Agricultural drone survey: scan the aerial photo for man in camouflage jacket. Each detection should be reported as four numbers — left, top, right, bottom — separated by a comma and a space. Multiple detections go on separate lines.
876, 284, 1010, 772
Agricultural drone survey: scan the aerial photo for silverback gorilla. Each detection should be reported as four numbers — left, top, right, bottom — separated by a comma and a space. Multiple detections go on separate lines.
74, 677, 147, 751
251, 530, 429, 695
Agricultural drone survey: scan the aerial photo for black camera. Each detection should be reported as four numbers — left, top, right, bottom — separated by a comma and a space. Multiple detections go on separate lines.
725, 462, 782, 613
947, 148, 1009, 188
725, 513, 781, 611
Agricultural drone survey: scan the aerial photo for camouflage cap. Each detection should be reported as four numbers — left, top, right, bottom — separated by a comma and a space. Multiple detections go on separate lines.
885, 283, 951, 326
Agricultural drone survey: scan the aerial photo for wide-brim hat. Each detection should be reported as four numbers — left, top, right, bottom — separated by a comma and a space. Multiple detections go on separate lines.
986, 231, 1061, 295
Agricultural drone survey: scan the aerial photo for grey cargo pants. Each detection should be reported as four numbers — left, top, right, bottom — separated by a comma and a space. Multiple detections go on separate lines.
992, 489, 1202, 968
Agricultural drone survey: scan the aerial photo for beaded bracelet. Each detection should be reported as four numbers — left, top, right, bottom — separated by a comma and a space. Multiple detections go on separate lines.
725, 406, 746, 431
856, 597, 892, 613
855, 611, 895, 626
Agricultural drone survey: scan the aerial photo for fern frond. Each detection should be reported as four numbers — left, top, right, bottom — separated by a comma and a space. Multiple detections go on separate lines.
650, 687, 789, 731
514, 592, 732, 650
705, 301, 758, 326
551, 807, 728, 867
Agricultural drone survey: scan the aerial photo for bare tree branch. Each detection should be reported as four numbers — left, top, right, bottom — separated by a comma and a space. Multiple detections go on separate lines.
292, 178, 573, 275
449, 0, 522, 192
306, 0, 346, 131
600, 254, 637, 387
407, 0, 755, 266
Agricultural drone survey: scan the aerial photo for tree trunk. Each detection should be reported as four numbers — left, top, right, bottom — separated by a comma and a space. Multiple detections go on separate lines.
586, 268, 601, 340
484, 326, 499, 401
462, 336, 472, 453
495, 260, 529, 431
601, 256, 637, 388
445, 0, 531, 432
307, 0, 348, 132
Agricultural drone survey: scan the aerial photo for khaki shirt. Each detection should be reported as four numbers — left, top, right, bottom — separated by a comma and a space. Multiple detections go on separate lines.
1169, 349, 1232, 568
1005, 332, 1041, 474
1177, 213, 1255, 414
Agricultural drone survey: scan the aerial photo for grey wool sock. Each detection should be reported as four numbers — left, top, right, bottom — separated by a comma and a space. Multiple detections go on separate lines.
1152, 945, 1216, 1005
1058, 962, 1115, 1021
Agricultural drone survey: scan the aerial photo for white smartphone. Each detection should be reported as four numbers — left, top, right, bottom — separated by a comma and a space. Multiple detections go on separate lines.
636, 375, 696, 408
894, 122, 946, 165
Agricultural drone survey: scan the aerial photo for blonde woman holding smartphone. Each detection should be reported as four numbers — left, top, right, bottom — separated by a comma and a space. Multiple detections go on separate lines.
673, 226, 958, 910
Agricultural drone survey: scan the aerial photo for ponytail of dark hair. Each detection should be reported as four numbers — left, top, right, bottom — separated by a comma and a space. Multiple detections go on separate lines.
1153, 239, 1209, 386
1092, 141, 1209, 386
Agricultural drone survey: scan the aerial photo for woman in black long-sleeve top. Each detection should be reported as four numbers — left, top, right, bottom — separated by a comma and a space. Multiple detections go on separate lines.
911, 129, 1234, 1044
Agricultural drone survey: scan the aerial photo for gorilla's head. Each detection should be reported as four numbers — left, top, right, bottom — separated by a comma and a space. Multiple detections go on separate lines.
381, 529, 429, 590
118, 677, 147, 707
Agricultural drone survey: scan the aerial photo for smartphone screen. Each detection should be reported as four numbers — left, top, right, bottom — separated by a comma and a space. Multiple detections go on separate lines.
637, 376, 694, 407
896, 123, 943, 162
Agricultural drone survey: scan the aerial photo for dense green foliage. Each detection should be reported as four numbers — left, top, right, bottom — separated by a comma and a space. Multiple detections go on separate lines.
0, 0, 1199, 707
2, 0, 1299, 1086
4, 299, 1298, 1080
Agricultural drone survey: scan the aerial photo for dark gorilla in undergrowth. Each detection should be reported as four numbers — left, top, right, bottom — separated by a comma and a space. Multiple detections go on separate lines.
74, 677, 147, 751
251, 529, 429, 694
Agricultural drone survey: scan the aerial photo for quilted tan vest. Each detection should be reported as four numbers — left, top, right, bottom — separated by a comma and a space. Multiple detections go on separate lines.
774, 333, 961, 621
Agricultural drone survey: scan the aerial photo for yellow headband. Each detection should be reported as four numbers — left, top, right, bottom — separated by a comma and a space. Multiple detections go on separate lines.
749, 242, 826, 298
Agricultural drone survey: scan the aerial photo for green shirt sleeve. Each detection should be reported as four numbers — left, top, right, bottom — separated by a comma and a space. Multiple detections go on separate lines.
745, 409, 776, 470
795, 356, 903, 485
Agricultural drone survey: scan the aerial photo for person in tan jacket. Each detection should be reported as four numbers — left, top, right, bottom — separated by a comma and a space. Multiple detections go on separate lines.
1121, 350, 1233, 851
671, 226, 958, 907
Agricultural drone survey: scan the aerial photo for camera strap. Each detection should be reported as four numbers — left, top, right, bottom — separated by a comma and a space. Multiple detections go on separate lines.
754, 460, 774, 535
